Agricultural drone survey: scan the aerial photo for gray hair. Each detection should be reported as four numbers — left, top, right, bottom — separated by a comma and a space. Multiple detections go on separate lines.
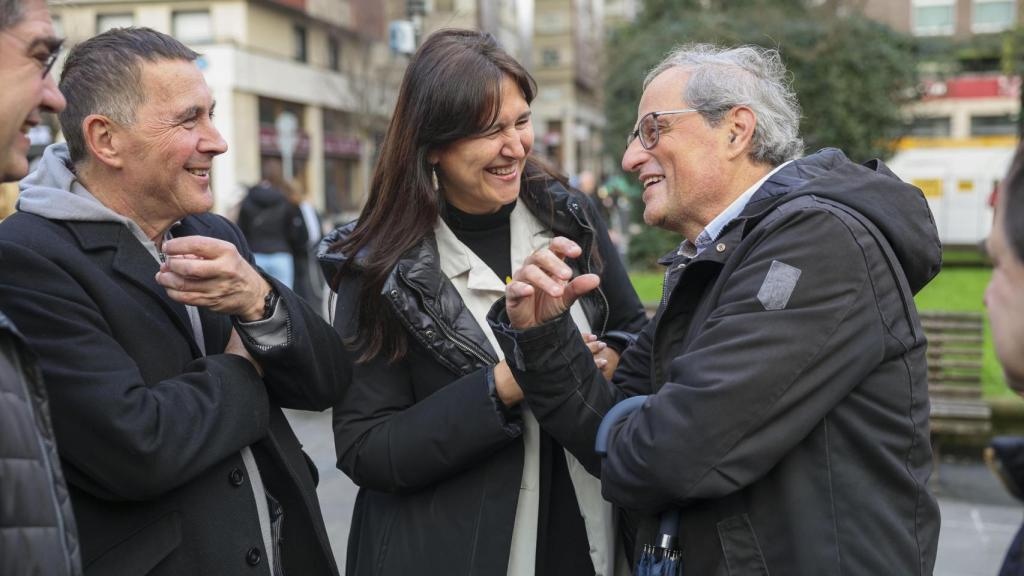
0, 0, 25, 31
645, 43, 803, 166
59, 27, 199, 164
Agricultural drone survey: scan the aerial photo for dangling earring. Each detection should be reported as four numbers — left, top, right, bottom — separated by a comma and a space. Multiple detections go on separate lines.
431, 164, 440, 191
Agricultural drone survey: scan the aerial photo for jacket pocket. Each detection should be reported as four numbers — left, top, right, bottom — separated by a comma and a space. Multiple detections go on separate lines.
86, 511, 182, 576
716, 514, 769, 576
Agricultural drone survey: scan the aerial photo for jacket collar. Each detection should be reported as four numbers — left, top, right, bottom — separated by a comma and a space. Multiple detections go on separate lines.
64, 216, 214, 357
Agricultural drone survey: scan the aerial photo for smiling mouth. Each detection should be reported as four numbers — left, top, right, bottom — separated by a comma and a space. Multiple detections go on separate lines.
487, 165, 517, 177
186, 168, 210, 177
643, 176, 664, 188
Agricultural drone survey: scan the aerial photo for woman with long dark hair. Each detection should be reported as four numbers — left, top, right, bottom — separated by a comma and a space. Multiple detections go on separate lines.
320, 29, 646, 576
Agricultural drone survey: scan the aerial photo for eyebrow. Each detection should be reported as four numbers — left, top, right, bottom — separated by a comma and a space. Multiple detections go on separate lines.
172, 100, 217, 123
29, 36, 63, 54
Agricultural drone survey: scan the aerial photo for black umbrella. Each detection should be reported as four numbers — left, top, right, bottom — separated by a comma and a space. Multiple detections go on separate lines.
595, 396, 683, 576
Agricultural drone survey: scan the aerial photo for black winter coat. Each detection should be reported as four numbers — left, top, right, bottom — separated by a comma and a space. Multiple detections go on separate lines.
0, 312, 82, 575
319, 177, 647, 576
490, 150, 942, 575
0, 212, 350, 576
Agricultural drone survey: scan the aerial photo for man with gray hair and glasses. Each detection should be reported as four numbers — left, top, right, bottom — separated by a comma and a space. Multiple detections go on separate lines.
0, 0, 80, 574
0, 26, 350, 575
489, 44, 942, 574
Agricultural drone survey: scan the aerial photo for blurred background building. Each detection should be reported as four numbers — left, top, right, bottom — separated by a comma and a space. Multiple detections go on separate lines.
857, 0, 1022, 245
47, 0, 400, 224
27, 0, 635, 227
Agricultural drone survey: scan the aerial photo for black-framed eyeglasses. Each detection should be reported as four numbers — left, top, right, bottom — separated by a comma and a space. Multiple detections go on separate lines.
627, 108, 700, 150
39, 46, 61, 78
2, 30, 63, 79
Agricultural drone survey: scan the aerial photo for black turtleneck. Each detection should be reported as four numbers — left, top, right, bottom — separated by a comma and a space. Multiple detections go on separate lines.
441, 198, 595, 576
441, 200, 515, 282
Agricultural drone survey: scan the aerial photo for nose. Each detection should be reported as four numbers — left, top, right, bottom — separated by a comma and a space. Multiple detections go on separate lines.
501, 129, 527, 160
200, 121, 228, 156
621, 138, 645, 173
40, 74, 66, 114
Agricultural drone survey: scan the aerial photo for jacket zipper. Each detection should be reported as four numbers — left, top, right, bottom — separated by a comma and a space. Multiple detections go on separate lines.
397, 270, 496, 366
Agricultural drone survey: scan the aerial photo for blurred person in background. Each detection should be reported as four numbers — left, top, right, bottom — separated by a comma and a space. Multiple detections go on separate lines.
290, 179, 327, 314
237, 157, 306, 289
0, 0, 79, 573
985, 146, 1024, 576
319, 28, 646, 576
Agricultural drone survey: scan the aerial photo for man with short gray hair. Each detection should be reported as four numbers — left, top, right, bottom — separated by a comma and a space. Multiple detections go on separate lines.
0, 26, 349, 575
490, 43, 941, 574
0, 0, 80, 574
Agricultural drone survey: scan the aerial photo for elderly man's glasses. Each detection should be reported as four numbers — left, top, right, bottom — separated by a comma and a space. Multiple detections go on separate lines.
627, 108, 701, 150
2, 30, 63, 79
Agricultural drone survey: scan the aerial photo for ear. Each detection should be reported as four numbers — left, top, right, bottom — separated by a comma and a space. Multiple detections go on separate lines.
724, 106, 757, 160
426, 151, 439, 166
82, 114, 125, 169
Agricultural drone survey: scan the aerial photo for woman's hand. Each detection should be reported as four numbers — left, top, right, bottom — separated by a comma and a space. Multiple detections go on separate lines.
494, 360, 524, 407
584, 333, 620, 381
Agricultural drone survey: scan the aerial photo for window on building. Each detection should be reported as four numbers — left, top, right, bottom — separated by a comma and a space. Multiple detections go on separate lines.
173, 11, 212, 44
293, 25, 307, 63
971, 114, 1017, 136
905, 116, 952, 137
912, 0, 956, 36
96, 13, 134, 34
541, 49, 560, 68
328, 36, 340, 71
973, 0, 1015, 33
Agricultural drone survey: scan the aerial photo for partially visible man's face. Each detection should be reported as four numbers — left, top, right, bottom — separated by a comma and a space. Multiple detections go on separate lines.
985, 189, 1024, 391
620, 68, 732, 241
0, 0, 66, 181
117, 58, 227, 226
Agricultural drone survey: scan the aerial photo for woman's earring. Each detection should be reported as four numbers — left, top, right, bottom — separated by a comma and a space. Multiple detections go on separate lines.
431, 164, 440, 191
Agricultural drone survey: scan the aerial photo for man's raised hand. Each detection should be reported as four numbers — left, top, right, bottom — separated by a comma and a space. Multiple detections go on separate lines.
505, 237, 600, 329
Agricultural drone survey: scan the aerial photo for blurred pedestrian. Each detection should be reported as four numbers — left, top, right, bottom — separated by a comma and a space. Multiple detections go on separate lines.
290, 180, 327, 313
237, 159, 305, 289
489, 43, 941, 575
985, 145, 1024, 576
0, 27, 350, 575
0, 0, 79, 574
320, 28, 646, 576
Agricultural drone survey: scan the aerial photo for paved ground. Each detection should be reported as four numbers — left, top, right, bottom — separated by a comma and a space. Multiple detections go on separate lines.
285, 409, 1023, 575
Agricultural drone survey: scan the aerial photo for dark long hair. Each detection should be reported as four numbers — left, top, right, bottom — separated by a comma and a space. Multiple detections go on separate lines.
332, 29, 540, 362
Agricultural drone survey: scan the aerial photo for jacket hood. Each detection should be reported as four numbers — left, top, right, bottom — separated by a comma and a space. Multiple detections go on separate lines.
18, 143, 165, 258
744, 148, 941, 293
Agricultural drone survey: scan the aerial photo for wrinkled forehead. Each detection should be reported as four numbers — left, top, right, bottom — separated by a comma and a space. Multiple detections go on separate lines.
6, 0, 56, 40
637, 68, 690, 117
138, 58, 212, 109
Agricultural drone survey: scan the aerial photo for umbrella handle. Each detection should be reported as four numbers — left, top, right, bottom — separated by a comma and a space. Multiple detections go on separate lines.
658, 507, 682, 545
594, 395, 649, 456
